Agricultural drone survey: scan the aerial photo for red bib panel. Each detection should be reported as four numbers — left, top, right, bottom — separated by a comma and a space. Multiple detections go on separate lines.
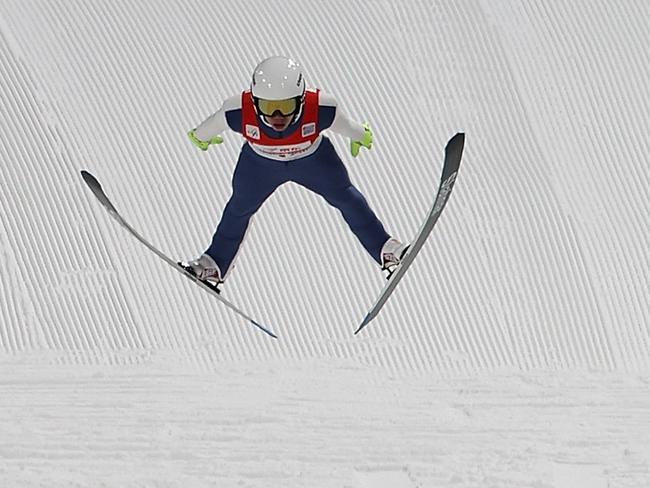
241, 89, 321, 159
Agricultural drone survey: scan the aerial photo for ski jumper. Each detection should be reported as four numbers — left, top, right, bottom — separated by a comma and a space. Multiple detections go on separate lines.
193, 89, 390, 278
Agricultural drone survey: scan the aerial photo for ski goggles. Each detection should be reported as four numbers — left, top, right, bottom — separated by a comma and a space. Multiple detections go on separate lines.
254, 96, 302, 117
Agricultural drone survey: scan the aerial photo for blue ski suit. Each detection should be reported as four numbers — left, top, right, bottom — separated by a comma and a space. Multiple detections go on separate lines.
191, 89, 390, 278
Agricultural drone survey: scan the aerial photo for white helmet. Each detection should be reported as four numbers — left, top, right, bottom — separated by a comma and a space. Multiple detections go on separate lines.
251, 56, 305, 101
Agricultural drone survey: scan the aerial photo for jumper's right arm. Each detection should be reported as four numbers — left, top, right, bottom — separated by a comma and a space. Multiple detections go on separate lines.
188, 95, 241, 151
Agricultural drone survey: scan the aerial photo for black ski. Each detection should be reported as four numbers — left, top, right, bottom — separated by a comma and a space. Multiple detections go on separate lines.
81, 171, 278, 339
355, 132, 465, 334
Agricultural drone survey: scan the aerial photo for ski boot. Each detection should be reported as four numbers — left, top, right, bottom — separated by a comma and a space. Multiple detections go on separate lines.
380, 237, 409, 279
179, 253, 224, 293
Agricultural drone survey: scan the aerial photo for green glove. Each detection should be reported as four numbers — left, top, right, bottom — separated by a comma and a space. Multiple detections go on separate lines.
351, 123, 373, 157
188, 129, 223, 151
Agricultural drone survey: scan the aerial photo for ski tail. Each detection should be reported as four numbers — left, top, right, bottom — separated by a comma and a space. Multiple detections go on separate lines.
355, 314, 372, 335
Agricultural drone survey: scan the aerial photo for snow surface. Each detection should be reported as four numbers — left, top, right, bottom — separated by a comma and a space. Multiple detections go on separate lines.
1, 0, 649, 486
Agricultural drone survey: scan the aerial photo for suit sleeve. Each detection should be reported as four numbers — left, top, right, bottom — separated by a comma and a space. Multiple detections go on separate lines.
319, 92, 366, 141
193, 94, 242, 141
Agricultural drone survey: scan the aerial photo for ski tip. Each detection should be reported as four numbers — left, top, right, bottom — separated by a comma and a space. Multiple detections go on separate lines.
80, 170, 100, 189
448, 132, 465, 148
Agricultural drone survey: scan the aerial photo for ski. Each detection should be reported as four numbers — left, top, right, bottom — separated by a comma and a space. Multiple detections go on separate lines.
355, 132, 465, 334
80, 171, 278, 339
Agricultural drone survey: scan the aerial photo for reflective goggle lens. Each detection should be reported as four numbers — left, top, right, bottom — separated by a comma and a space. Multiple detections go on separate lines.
255, 97, 299, 116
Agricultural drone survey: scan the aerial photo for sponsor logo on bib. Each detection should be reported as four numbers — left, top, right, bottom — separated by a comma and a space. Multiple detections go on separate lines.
245, 124, 260, 140
302, 122, 316, 138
